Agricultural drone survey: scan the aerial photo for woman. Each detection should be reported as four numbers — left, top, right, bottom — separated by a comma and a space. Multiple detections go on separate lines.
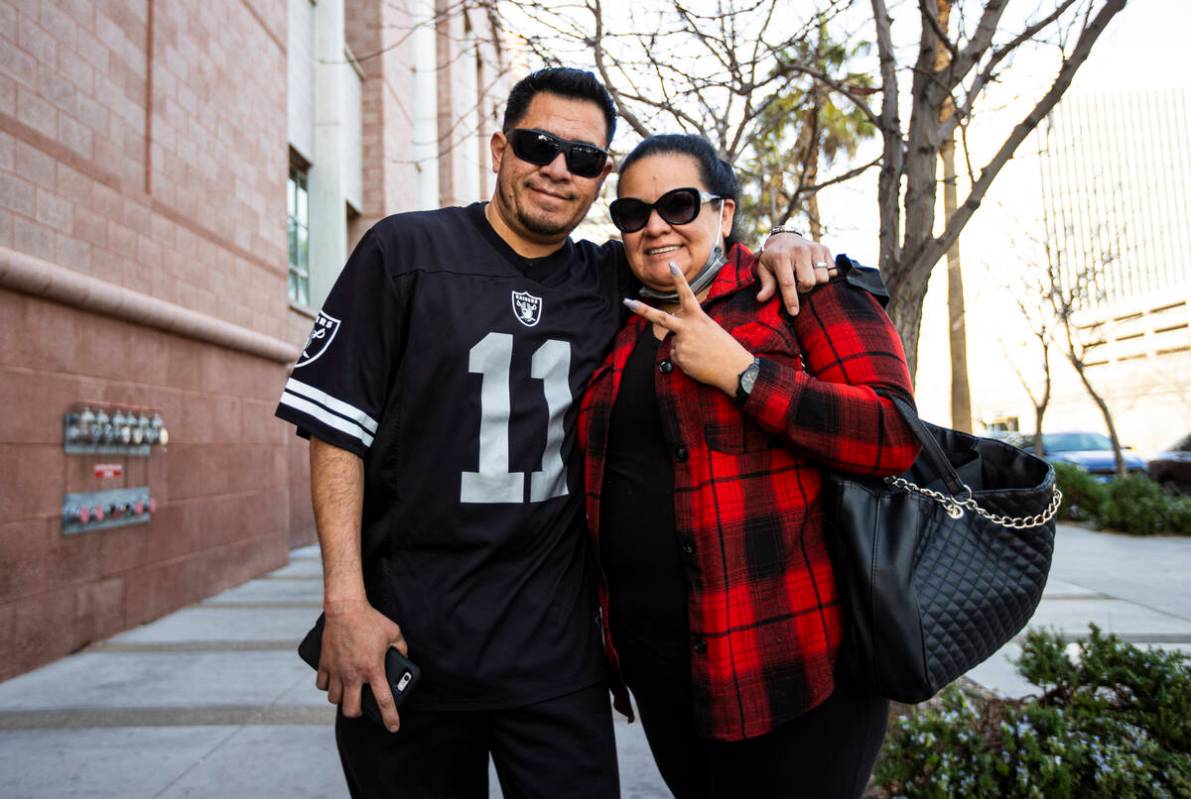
576, 135, 922, 798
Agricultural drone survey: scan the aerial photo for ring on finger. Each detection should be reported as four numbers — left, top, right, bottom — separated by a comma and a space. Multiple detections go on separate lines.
813, 261, 829, 270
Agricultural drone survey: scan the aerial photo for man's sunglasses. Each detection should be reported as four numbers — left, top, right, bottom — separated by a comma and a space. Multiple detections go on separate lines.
507, 128, 609, 179
609, 187, 722, 234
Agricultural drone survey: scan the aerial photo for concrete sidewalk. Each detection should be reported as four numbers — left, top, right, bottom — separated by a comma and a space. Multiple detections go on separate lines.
966, 523, 1191, 697
1, 523, 1187, 797
0, 546, 667, 798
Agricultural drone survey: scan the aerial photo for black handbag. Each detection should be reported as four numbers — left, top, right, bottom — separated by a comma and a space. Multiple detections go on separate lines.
823, 395, 1062, 704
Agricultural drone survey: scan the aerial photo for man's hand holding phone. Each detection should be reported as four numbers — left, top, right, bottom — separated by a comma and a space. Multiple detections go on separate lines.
317, 599, 409, 732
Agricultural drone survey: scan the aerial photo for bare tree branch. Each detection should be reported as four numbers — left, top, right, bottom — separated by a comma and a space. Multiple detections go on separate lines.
940, 0, 1084, 140
773, 155, 881, 224
923, 0, 1126, 276
589, 0, 653, 139
949, 0, 1011, 85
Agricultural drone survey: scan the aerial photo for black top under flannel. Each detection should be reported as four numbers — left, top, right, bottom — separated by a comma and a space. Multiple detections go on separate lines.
599, 328, 688, 648
276, 203, 630, 710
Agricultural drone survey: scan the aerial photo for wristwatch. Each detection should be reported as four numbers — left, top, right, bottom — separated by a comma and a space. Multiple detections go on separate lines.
734, 357, 762, 404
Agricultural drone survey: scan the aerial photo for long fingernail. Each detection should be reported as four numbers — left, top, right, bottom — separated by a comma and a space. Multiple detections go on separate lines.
623, 298, 639, 309
668, 261, 680, 275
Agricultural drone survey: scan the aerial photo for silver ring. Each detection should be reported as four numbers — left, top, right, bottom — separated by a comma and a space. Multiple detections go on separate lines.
813, 261, 829, 270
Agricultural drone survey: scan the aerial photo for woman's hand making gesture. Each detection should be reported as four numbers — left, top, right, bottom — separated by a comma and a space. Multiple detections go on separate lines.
624, 262, 756, 397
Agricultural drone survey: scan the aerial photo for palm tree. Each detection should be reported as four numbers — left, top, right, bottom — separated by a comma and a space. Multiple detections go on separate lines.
738, 22, 877, 243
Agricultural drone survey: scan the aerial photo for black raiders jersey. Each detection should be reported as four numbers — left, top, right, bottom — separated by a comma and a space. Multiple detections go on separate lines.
275, 203, 629, 710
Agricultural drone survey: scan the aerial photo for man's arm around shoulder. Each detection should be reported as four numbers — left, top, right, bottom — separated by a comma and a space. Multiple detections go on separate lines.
310, 436, 407, 732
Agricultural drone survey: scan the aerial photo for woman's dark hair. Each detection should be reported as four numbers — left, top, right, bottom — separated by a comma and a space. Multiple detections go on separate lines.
618, 134, 741, 245
502, 68, 618, 146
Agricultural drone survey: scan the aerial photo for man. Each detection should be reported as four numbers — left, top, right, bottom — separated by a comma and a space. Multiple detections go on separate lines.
274, 68, 831, 798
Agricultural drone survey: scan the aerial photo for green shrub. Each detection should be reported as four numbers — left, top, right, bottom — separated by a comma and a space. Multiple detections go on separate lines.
1169, 496, 1191, 532
1097, 474, 1191, 535
1053, 462, 1108, 521
872, 625, 1191, 798
1051, 465, 1191, 535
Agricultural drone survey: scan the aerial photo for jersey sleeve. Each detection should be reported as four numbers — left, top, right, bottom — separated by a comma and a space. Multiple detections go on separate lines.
606, 239, 640, 298
275, 227, 403, 458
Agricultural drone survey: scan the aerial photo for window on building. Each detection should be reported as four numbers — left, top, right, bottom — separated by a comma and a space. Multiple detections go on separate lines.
288, 165, 310, 307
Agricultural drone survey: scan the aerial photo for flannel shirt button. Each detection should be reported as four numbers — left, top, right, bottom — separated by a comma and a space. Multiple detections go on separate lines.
658, 359, 673, 374
674, 445, 688, 462
692, 637, 707, 655
681, 541, 695, 555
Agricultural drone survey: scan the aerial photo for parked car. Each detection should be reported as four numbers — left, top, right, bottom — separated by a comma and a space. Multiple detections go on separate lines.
1006, 431, 1148, 481
1148, 433, 1191, 493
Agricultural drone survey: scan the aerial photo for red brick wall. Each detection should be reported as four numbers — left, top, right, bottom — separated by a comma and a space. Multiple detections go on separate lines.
0, 291, 293, 680
0, 0, 300, 680
1, 1, 288, 336
284, 308, 316, 551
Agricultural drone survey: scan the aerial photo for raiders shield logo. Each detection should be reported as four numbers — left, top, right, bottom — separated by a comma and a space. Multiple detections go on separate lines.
295, 311, 341, 367
511, 291, 543, 327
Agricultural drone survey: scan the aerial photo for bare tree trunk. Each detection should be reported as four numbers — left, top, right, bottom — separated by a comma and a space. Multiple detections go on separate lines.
1033, 407, 1047, 455
943, 143, 972, 431
1072, 362, 1126, 477
806, 197, 823, 241
887, 287, 929, 381
1034, 344, 1050, 456
932, 0, 971, 432
1004, 332, 1051, 455
1062, 320, 1126, 477
794, 86, 825, 242
805, 147, 823, 241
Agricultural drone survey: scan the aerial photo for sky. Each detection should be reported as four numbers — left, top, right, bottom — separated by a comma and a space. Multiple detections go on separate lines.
1067, 0, 1191, 92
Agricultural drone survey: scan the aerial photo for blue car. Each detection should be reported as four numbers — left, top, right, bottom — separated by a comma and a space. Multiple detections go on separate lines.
1008, 432, 1148, 481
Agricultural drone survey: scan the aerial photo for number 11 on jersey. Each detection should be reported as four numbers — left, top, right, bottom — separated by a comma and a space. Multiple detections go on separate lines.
461, 332, 572, 504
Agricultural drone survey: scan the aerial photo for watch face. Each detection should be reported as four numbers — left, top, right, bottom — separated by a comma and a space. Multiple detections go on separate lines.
741, 368, 758, 394
740, 359, 760, 396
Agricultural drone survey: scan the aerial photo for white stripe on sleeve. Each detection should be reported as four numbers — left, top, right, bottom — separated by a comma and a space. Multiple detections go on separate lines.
279, 392, 376, 449
284, 378, 379, 433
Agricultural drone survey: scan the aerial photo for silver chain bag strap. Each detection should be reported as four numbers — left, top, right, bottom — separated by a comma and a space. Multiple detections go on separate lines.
823, 394, 1061, 703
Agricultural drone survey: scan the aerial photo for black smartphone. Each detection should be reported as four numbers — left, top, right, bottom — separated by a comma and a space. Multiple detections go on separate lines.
298, 612, 421, 726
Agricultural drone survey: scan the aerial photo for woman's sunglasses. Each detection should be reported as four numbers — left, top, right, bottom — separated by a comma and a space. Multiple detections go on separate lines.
507, 128, 609, 179
608, 187, 722, 233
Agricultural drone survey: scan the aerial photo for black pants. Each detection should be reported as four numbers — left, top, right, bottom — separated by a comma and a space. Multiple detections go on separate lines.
334, 682, 619, 799
619, 637, 888, 799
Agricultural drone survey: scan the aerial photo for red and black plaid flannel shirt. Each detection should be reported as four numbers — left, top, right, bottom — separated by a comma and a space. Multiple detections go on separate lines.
577, 244, 921, 741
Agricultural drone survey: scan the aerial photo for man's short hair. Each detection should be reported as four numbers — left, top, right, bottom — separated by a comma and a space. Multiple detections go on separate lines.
502, 67, 617, 146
